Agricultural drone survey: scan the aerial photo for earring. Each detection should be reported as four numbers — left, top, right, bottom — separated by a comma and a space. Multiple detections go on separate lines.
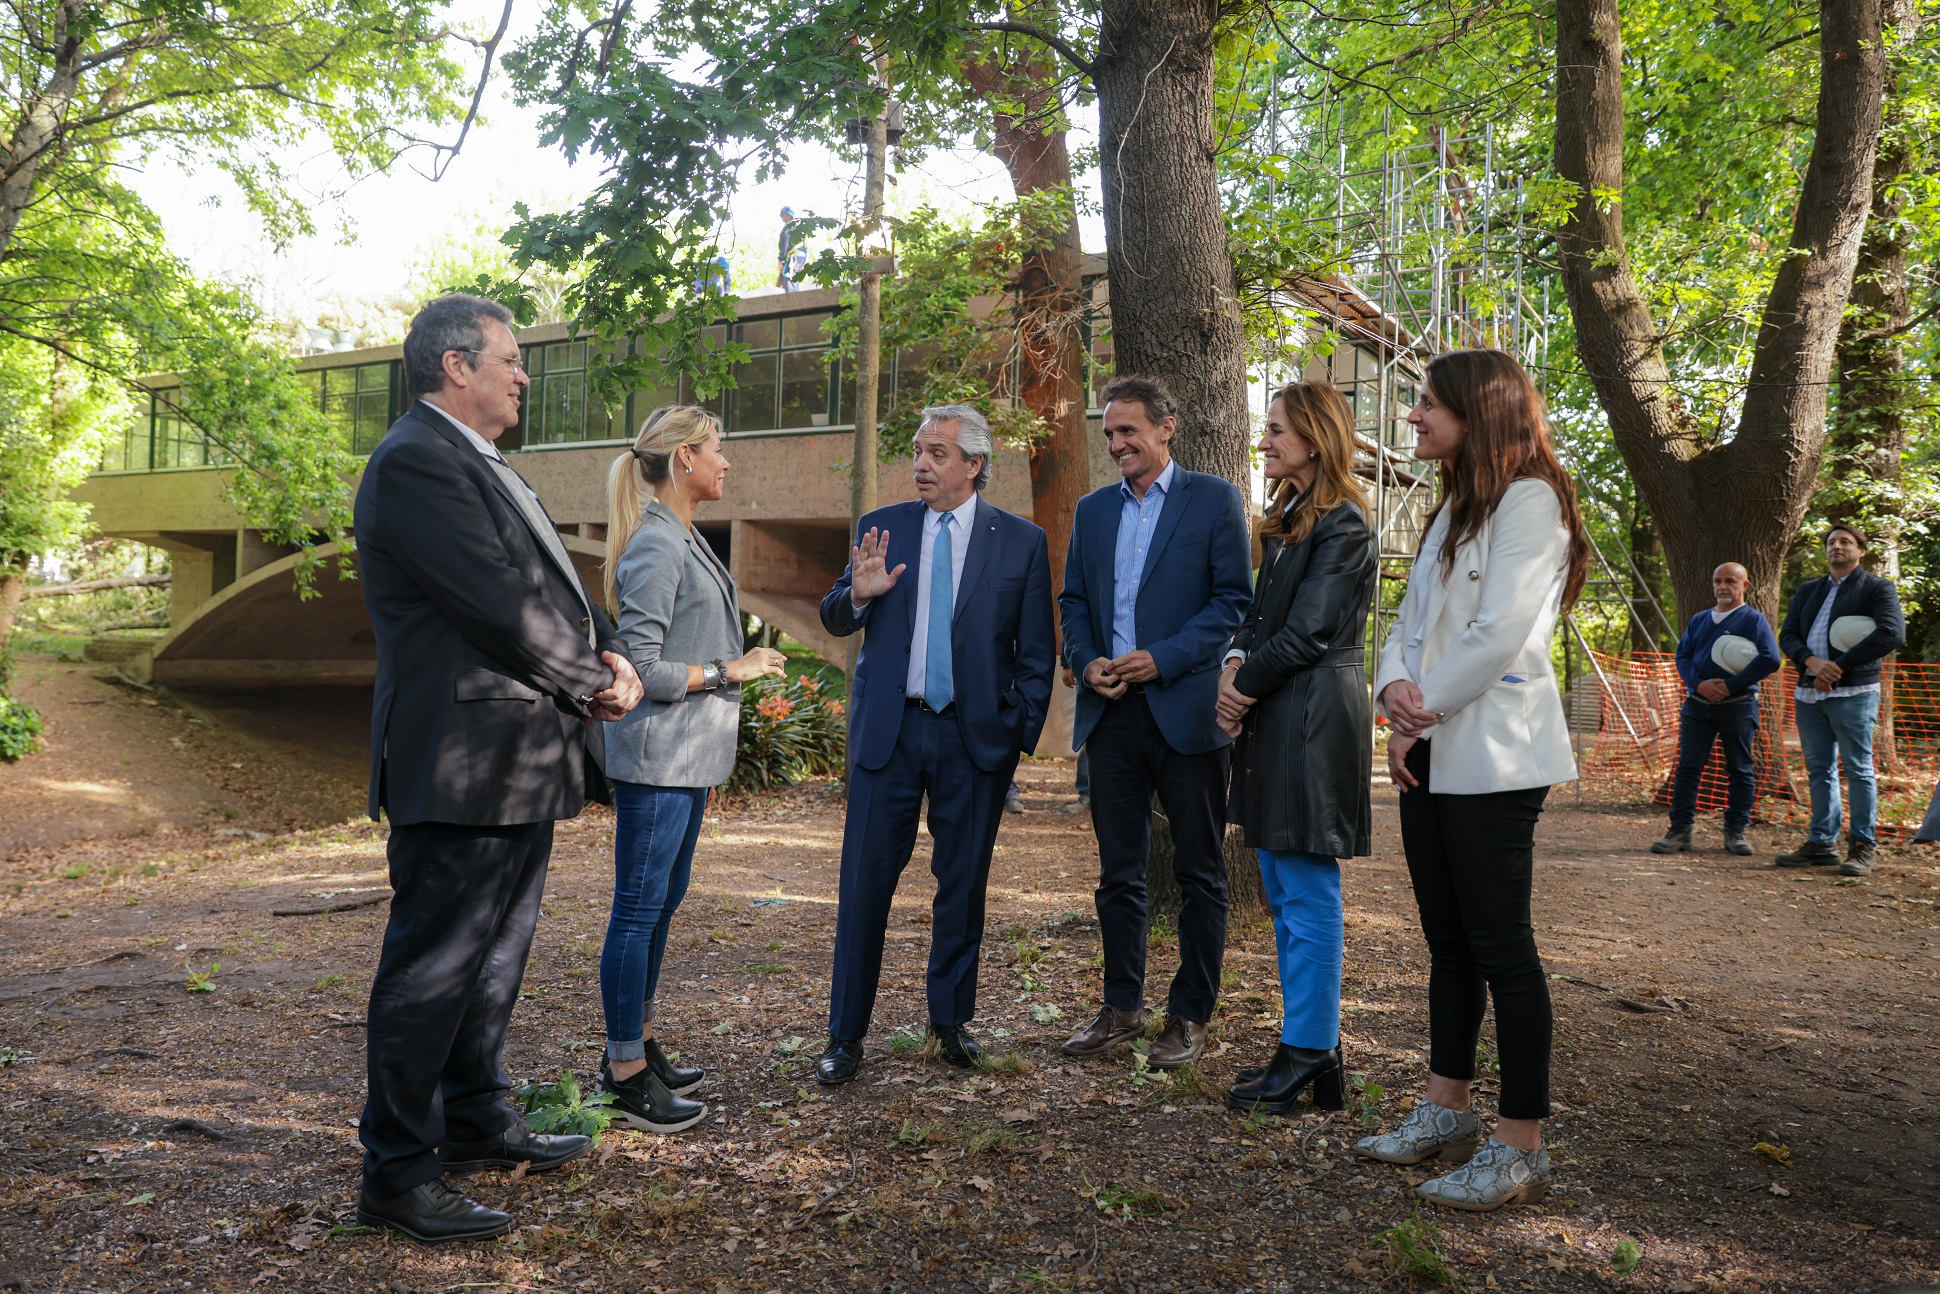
682, 464, 693, 474
1309, 451, 1319, 461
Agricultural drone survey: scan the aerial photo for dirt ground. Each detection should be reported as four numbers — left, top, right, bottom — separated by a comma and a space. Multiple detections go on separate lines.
0, 647, 1936, 1294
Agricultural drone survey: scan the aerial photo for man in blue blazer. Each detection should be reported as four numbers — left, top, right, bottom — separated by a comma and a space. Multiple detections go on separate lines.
814, 406, 1056, 1084
1058, 375, 1253, 1070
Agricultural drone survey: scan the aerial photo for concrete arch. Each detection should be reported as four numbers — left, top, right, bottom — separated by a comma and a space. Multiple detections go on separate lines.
142, 536, 610, 689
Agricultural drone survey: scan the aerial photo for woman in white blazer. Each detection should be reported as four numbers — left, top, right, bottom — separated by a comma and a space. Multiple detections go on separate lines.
595, 405, 785, 1136
1354, 350, 1590, 1212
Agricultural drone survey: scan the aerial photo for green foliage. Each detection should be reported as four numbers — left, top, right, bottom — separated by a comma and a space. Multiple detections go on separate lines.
0, 696, 43, 762
727, 669, 847, 794
184, 963, 220, 994
1092, 1182, 1166, 1218
1346, 1073, 1385, 1128
517, 1071, 618, 1140
1612, 1238, 1643, 1275
0, 0, 474, 598
814, 195, 1075, 462
1378, 1212, 1451, 1283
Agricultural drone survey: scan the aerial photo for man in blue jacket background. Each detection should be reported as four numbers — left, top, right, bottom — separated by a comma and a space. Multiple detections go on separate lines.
1651, 562, 1780, 857
1058, 375, 1252, 1071
1776, 523, 1906, 875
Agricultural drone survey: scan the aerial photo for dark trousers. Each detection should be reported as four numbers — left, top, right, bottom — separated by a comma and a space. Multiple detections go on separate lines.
828, 705, 1017, 1041
1669, 693, 1759, 831
361, 819, 552, 1194
1397, 740, 1552, 1120
1086, 689, 1231, 1023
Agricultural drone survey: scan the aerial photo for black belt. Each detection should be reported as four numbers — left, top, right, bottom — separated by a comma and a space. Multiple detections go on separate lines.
907, 697, 955, 717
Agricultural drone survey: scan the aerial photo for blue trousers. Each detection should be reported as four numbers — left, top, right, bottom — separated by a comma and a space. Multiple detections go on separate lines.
828, 706, 1015, 1041
1257, 848, 1343, 1050
1668, 693, 1759, 831
1795, 691, 1880, 846
600, 782, 708, 1061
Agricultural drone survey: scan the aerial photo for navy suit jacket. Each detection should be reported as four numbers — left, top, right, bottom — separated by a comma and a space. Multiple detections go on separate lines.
821, 496, 1056, 774
1060, 468, 1253, 755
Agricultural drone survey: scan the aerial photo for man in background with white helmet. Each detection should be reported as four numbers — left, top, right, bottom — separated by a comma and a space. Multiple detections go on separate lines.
1776, 523, 1906, 875
1652, 562, 1781, 857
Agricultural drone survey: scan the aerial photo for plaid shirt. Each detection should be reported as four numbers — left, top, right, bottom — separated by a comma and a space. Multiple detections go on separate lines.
1796, 570, 1881, 704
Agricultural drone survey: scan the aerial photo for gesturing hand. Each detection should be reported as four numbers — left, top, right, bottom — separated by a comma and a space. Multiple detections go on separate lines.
590, 651, 644, 722
849, 527, 906, 605
1380, 679, 1439, 737
725, 647, 788, 684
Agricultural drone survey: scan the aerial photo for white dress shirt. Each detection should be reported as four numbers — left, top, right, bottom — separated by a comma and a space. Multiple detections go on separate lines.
420, 398, 507, 462
905, 495, 979, 699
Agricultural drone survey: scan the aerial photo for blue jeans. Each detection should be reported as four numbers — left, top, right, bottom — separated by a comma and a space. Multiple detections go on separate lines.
1669, 693, 1759, 831
600, 782, 709, 1061
1256, 848, 1343, 1050
1794, 691, 1880, 847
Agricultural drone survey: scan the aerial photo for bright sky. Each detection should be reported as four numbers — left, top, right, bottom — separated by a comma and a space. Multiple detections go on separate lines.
128, 2, 1105, 337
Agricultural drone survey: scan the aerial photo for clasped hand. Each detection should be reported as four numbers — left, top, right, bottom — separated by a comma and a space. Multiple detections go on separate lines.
1379, 679, 1439, 737
1805, 655, 1843, 691
1084, 649, 1159, 700
1215, 664, 1255, 739
588, 651, 644, 722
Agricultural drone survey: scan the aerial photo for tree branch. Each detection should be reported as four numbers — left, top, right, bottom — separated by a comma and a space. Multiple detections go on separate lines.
964, 21, 1095, 78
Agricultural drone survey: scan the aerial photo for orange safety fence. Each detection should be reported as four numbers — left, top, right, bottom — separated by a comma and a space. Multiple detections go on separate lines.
1572, 651, 1940, 842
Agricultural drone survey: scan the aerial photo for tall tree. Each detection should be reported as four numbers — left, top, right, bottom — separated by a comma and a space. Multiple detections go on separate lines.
1554, 0, 1887, 622
0, 0, 475, 651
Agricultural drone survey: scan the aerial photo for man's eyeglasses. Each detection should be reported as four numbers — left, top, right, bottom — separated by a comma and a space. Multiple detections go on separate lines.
454, 348, 528, 375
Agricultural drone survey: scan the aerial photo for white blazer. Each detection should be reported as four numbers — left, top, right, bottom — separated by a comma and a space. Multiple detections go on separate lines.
1374, 478, 1578, 794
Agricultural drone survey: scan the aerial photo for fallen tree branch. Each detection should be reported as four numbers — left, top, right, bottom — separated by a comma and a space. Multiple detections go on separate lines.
24, 574, 170, 597
273, 891, 392, 917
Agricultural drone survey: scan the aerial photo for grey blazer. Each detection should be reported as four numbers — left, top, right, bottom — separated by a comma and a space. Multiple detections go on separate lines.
605, 500, 744, 788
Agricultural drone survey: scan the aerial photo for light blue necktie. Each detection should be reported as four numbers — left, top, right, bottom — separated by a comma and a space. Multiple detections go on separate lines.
925, 513, 955, 711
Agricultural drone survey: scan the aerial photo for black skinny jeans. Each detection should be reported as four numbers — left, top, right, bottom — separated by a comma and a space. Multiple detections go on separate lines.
1397, 739, 1553, 1120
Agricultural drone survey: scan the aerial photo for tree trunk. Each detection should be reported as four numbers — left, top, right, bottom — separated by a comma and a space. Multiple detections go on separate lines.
0, 568, 25, 669
1093, 0, 1251, 483
961, 13, 1090, 602
1144, 807, 1268, 921
1553, 0, 1886, 625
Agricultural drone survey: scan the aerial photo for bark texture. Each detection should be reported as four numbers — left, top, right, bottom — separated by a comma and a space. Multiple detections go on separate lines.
0, 570, 25, 662
1093, 0, 1250, 484
1826, 0, 1920, 578
961, 19, 1090, 602
1554, 0, 1887, 624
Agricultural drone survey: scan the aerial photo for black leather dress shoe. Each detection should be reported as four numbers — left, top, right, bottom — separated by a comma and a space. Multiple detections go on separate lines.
816, 1037, 864, 1085
440, 1121, 591, 1177
356, 1177, 511, 1244
1226, 1044, 1344, 1115
644, 1038, 705, 1096
929, 1023, 983, 1069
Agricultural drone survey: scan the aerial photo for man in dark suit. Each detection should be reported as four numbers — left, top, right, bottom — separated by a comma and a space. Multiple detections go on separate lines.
352, 294, 644, 1243
1776, 522, 1905, 875
1059, 375, 1252, 1070
814, 405, 1055, 1085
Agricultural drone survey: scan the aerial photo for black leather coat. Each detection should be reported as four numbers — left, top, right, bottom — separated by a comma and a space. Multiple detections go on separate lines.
1226, 501, 1378, 858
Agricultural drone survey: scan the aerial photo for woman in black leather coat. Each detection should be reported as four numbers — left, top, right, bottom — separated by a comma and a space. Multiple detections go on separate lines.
1217, 380, 1378, 1114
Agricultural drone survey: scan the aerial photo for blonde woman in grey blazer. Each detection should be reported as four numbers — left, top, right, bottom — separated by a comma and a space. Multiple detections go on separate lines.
595, 405, 784, 1135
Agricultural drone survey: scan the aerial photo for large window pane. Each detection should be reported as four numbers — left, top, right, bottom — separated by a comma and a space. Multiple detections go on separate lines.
730, 352, 780, 433
735, 318, 780, 349
780, 349, 832, 428
782, 312, 833, 346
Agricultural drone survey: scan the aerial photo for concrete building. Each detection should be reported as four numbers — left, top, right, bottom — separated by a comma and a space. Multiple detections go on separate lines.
74, 279, 1415, 704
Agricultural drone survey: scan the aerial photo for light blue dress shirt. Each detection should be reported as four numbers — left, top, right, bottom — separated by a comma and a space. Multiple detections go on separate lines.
1111, 459, 1177, 659
906, 495, 978, 698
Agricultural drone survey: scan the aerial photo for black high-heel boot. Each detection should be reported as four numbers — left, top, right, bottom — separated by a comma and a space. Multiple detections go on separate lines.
1226, 1044, 1344, 1115
644, 1038, 704, 1095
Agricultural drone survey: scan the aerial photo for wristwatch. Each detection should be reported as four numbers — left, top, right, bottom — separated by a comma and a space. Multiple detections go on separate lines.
703, 659, 727, 690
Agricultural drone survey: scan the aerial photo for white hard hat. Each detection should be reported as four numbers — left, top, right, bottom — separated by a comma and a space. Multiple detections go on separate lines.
1829, 615, 1877, 654
1711, 634, 1759, 675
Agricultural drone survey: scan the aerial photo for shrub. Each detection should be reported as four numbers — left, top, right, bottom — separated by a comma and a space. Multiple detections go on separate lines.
728, 669, 846, 793
0, 695, 42, 762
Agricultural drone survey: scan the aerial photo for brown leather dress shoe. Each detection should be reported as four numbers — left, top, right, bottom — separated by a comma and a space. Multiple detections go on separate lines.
1146, 1016, 1208, 1070
1062, 1005, 1148, 1057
